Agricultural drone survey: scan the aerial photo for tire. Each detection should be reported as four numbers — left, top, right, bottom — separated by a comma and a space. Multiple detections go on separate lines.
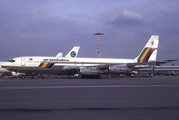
21, 75, 26, 79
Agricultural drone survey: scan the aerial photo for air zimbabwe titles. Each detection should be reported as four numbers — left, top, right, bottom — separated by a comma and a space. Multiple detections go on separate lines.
38, 59, 70, 68
43, 59, 69, 62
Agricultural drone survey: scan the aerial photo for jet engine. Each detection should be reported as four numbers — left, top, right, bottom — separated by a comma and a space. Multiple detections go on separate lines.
108, 65, 131, 73
79, 67, 102, 79
79, 68, 100, 75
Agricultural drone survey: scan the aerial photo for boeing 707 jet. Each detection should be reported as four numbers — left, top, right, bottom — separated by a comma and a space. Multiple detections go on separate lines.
2, 35, 176, 79
0, 46, 80, 78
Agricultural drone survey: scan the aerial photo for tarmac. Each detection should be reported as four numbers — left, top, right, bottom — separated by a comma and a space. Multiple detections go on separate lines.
0, 76, 179, 120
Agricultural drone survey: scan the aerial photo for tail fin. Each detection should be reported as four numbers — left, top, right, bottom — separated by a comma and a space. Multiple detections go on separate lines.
135, 35, 159, 62
65, 46, 80, 57
56, 53, 63, 57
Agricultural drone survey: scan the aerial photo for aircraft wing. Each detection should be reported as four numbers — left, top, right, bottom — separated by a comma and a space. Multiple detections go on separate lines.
155, 59, 178, 65
127, 59, 178, 68
61, 64, 115, 71
57, 59, 177, 72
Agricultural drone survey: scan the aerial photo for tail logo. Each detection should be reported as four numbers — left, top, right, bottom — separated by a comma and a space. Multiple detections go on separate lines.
70, 51, 76, 57
136, 35, 159, 62
137, 48, 157, 62
151, 41, 154, 46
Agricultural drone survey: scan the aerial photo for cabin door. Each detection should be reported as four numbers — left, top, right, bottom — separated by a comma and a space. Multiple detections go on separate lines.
21, 58, 26, 66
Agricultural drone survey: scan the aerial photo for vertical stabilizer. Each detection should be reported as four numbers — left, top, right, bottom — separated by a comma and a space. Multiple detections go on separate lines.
135, 35, 159, 62
65, 46, 80, 57
56, 53, 63, 57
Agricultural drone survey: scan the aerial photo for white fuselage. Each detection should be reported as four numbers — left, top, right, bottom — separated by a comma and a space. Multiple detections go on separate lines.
2, 56, 135, 74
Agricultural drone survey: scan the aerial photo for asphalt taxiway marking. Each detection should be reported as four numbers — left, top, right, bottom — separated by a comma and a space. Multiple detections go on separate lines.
0, 85, 179, 90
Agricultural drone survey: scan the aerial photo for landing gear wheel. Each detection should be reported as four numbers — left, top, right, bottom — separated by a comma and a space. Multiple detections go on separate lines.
81, 75, 101, 79
21, 75, 26, 79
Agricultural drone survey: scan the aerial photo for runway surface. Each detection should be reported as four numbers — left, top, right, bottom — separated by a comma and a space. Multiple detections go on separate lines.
0, 76, 179, 120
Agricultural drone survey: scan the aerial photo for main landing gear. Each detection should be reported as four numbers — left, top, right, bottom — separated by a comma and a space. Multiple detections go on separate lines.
81, 75, 101, 79
20, 75, 26, 79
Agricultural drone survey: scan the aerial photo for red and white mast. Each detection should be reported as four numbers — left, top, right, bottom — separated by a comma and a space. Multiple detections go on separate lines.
93, 32, 104, 58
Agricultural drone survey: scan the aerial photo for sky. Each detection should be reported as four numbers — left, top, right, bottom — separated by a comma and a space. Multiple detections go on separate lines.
0, 0, 179, 65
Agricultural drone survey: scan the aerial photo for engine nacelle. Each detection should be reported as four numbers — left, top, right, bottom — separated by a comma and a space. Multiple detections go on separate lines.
108, 66, 131, 73
79, 68, 99, 75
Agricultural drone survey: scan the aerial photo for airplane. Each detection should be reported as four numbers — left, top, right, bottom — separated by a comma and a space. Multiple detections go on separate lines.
1, 35, 177, 79
64, 46, 80, 57
0, 46, 80, 78
56, 46, 80, 57
0, 62, 11, 76
0, 62, 21, 78
56, 53, 63, 57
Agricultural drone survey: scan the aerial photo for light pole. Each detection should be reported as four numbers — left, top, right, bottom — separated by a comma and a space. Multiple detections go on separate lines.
93, 32, 104, 58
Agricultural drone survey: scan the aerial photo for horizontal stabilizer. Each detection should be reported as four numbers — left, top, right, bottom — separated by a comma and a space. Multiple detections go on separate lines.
128, 59, 178, 67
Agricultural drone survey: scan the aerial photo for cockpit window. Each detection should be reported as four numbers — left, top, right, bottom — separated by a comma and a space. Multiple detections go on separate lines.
8, 59, 15, 62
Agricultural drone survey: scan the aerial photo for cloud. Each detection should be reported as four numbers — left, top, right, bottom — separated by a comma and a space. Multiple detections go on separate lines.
123, 10, 144, 21
0, 0, 179, 65
105, 10, 145, 29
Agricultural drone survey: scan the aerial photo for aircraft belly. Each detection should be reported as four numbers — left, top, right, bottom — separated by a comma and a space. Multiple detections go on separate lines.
8, 65, 64, 74
7, 65, 78, 75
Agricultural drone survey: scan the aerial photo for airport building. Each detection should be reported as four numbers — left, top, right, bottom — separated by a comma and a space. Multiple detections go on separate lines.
137, 66, 179, 76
